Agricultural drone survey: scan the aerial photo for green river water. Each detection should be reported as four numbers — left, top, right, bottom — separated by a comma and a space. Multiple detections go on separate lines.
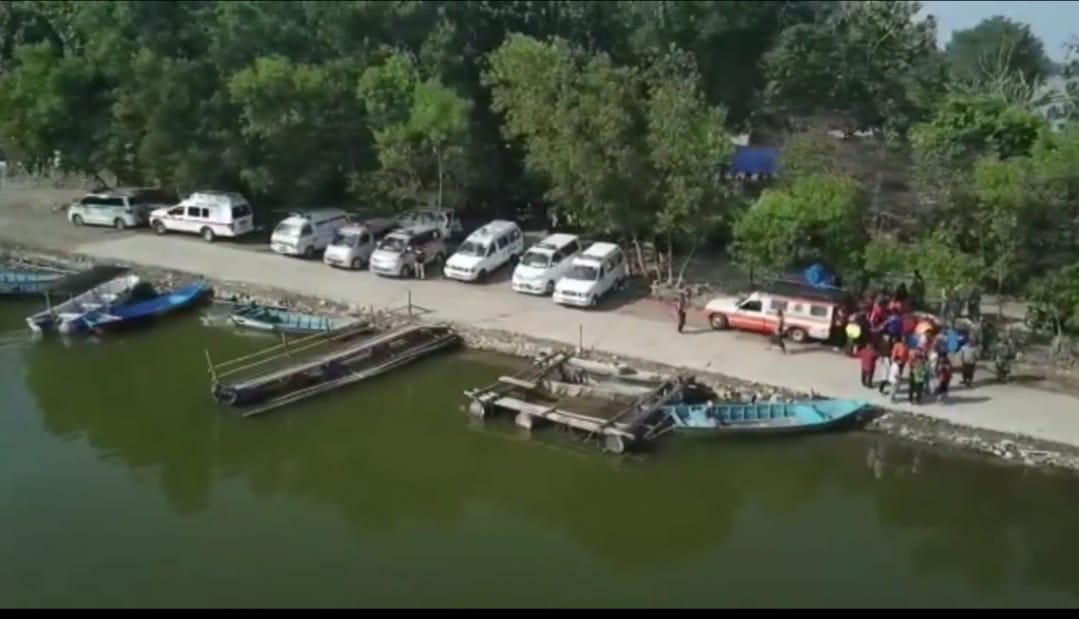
2, 300, 1079, 608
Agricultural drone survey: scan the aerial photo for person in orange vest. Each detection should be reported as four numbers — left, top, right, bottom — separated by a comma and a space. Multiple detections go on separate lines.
891, 338, 910, 374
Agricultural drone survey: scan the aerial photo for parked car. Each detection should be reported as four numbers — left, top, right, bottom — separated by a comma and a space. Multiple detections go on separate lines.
511, 233, 583, 296
368, 224, 447, 278
443, 220, 524, 282
270, 209, 350, 259
322, 218, 398, 270
150, 191, 255, 242
552, 242, 628, 308
68, 188, 176, 230
703, 282, 847, 343
397, 208, 463, 241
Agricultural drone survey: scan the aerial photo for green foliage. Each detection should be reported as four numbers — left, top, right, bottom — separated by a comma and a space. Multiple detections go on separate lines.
1025, 265, 1079, 337
762, 1, 945, 135
731, 174, 866, 276
911, 94, 1045, 168
644, 48, 733, 240
945, 16, 1050, 85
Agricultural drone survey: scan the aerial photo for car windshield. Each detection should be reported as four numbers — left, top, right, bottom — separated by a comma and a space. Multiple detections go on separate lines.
274, 222, 300, 236
378, 236, 407, 253
331, 231, 358, 247
567, 264, 599, 281
520, 251, 550, 268
457, 241, 487, 257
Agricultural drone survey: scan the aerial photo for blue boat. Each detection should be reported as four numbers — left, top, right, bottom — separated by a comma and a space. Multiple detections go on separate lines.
1, 270, 67, 296
662, 399, 870, 435
80, 280, 213, 332
227, 303, 354, 334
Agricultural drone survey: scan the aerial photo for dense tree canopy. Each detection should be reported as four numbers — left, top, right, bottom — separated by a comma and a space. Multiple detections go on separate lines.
1, 0, 1079, 327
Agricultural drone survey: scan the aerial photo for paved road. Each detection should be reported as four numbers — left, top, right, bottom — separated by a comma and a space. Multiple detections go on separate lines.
5, 225, 1063, 450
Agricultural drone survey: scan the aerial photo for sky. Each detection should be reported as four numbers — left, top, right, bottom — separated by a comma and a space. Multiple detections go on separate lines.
922, 1, 1079, 60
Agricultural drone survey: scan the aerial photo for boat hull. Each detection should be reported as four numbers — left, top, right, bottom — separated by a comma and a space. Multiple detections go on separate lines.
227, 304, 350, 334
81, 281, 213, 332
663, 399, 870, 437
25, 273, 142, 335
0, 270, 66, 296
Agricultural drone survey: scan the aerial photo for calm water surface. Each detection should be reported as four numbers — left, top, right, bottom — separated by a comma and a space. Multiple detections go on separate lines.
1, 301, 1078, 608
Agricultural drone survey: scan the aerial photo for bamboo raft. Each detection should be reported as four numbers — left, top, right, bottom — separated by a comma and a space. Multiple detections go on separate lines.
206, 321, 461, 417
464, 353, 700, 454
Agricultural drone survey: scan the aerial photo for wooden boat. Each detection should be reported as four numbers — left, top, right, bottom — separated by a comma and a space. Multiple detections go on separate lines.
662, 398, 870, 435
79, 280, 213, 332
208, 323, 461, 417
227, 303, 354, 334
0, 270, 67, 296
25, 270, 142, 335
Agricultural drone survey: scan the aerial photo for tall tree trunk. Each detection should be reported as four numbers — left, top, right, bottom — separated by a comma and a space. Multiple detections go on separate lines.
632, 235, 648, 278
436, 147, 445, 208
666, 234, 674, 284
676, 238, 701, 287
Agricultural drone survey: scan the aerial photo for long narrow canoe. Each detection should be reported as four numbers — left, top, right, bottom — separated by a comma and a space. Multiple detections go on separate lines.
662, 398, 869, 435
228, 303, 354, 334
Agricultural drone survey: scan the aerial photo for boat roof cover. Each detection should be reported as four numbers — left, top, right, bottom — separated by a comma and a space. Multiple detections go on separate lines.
44, 265, 129, 295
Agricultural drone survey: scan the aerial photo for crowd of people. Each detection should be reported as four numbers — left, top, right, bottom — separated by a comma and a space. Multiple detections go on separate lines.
840, 272, 1013, 405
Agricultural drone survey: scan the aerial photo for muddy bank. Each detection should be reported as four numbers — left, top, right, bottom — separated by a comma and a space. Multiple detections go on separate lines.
5, 243, 1079, 474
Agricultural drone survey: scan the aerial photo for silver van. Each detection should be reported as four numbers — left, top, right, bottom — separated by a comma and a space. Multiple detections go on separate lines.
369, 224, 447, 278
322, 218, 398, 270
68, 188, 177, 230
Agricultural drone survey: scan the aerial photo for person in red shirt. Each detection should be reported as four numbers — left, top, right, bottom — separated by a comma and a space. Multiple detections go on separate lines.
891, 339, 910, 372
858, 343, 879, 388
936, 358, 954, 399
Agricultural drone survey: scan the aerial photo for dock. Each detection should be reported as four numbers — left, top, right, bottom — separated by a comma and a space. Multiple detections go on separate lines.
206, 320, 461, 417
464, 353, 696, 454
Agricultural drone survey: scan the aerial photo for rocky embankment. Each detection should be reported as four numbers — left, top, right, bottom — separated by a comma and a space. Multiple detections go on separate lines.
5, 243, 1079, 474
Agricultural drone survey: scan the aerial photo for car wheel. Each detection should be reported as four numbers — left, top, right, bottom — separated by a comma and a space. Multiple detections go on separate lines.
478, 269, 488, 282
709, 313, 729, 330
201, 227, 216, 243
350, 258, 363, 270
788, 327, 808, 344
589, 295, 598, 308
72, 214, 83, 226
544, 281, 555, 295
401, 265, 413, 279
303, 246, 315, 259
114, 218, 126, 231
152, 220, 167, 235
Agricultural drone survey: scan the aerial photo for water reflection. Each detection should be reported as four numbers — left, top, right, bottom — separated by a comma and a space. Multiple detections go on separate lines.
11, 311, 1079, 605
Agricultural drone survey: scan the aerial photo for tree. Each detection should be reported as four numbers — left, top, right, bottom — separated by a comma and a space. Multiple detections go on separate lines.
906, 229, 983, 313
731, 174, 867, 281
644, 48, 733, 283
483, 34, 649, 236
761, 1, 945, 136
1025, 265, 1079, 341
971, 155, 1030, 297
945, 16, 1050, 85
356, 51, 473, 210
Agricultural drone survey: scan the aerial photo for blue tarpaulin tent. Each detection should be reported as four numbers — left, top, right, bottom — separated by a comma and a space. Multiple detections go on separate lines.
802, 262, 837, 289
730, 146, 780, 178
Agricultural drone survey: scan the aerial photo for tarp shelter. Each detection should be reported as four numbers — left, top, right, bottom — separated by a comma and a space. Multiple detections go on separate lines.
728, 146, 780, 179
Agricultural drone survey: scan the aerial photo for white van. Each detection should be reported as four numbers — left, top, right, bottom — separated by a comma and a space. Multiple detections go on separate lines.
552, 242, 628, 308
369, 224, 447, 278
270, 209, 350, 258
68, 188, 176, 230
511, 233, 583, 295
443, 220, 524, 282
150, 191, 255, 242
323, 218, 398, 270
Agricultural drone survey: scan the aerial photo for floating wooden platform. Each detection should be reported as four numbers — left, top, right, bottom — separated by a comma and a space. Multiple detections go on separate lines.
464, 353, 698, 454
207, 321, 461, 417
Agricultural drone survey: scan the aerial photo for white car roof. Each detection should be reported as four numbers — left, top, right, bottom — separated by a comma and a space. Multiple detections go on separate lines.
182, 191, 248, 208
581, 242, 620, 259
532, 233, 579, 252
466, 220, 519, 242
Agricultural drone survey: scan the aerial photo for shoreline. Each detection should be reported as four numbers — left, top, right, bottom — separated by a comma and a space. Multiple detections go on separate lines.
5, 241, 1079, 474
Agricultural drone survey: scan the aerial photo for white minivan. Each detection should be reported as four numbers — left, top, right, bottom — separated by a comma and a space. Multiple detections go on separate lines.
270, 209, 350, 259
322, 218, 398, 270
150, 191, 255, 242
552, 242, 628, 308
443, 220, 524, 282
511, 233, 583, 296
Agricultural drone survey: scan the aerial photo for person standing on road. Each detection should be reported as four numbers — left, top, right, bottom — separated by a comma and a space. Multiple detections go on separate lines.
769, 309, 788, 354
675, 293, 688, 334
413, 246, 427, 280
858, 341, 878, 388
958, 341, 978, 387
908, 352, 927, 405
